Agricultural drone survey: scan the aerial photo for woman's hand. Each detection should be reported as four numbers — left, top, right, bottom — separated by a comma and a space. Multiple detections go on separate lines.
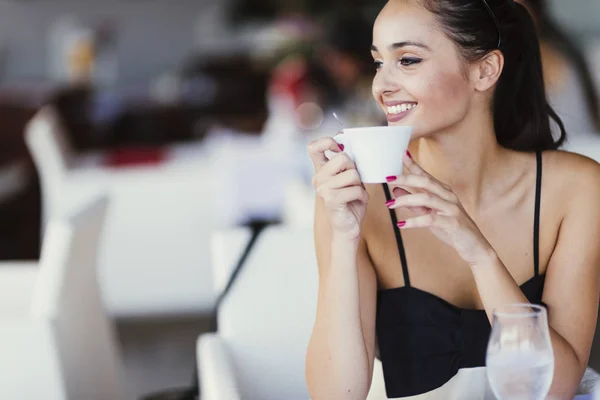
309, 136, 369, 241
386, 152, 495, 267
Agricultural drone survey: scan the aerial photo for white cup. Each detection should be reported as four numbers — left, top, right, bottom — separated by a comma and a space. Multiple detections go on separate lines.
333, 126, 413, 183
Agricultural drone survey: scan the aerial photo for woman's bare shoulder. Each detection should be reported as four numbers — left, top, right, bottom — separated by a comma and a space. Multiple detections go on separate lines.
544, 149, 600, 181
542, 149, 600, 209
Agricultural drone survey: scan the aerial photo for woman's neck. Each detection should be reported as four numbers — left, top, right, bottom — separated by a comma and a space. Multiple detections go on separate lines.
408, 112, 510, 210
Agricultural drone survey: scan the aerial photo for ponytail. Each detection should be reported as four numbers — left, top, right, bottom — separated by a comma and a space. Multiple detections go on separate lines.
493, 2, 565, 151
422, 0, 565, 152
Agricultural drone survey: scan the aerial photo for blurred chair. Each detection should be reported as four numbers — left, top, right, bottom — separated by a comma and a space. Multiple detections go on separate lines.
197, 226, 386, 399
26, 106, 220, 317
197, 226, 317, 400
0, 195, 129, 399
25, 106, 99, 233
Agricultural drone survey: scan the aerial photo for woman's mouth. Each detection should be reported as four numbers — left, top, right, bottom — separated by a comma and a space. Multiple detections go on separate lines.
385, 103, 417, 123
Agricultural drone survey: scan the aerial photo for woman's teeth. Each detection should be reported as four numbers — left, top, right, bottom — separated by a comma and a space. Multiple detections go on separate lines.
387, 103, 417, 115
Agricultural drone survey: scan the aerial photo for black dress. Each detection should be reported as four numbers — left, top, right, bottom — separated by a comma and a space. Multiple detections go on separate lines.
375, 151, 546, 398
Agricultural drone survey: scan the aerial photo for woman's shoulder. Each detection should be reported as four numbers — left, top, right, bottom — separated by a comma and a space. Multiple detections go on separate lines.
543, 149, 600, 181
541, 149, 600, 210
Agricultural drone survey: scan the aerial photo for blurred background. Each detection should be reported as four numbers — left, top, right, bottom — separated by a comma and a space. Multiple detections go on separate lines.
0, 0, 598, 399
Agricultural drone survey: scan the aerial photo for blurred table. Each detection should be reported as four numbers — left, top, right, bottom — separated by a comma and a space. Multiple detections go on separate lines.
65, 140, 221, 318
0, 75, 269, 261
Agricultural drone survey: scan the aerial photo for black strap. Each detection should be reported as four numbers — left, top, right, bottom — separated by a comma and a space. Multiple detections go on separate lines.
534, 151, 543, 277
382, 184, 411, 287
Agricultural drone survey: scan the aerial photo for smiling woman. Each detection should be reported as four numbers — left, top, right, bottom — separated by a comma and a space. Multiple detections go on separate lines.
306, 0, 600, 399
369, 0, 564, 149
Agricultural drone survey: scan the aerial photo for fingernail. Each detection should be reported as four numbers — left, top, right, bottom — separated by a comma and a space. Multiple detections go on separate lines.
397, 221, 406, 228
339, 144, 345, 151
385, 200, 395, 207
386, 176, 397, 182
406, 150, 412, 159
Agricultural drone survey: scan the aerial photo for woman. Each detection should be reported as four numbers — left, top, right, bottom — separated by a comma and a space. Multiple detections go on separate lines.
306, 0, 600, 399
517, 0, 600, 135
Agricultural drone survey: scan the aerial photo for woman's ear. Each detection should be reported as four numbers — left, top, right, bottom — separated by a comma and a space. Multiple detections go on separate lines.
472, 50, 504, 92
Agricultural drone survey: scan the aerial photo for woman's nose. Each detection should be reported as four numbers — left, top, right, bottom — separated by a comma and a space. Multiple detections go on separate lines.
372, 67, 401, 98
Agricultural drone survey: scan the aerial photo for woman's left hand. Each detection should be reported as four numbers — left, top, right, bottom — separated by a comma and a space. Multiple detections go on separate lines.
386, 152, 496, 267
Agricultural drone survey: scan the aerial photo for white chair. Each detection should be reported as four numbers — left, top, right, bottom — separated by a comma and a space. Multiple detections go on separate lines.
0, 196, 130, 399
197, 226, 386, 399
24, 106, 99, 232
25, 106, 221, 317
197, 226, 317, 400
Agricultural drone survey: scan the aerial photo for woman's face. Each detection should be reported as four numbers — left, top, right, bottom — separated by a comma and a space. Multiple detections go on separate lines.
371, 0, 478, 139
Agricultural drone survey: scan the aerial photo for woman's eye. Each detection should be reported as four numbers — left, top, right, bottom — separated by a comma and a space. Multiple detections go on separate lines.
399, 57, 422, 66
373, 61, 383, 70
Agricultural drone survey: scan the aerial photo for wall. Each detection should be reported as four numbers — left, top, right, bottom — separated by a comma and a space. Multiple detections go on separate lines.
549, 0, 600, 36
0, 0, 230, 86
0, 0, 597, 86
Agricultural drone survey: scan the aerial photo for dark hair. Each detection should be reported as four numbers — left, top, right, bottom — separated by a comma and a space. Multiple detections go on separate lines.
420, 0, 566, 151
521, 0, 600, 132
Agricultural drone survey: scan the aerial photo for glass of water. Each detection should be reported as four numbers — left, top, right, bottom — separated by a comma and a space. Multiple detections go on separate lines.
486, 304, 554, 400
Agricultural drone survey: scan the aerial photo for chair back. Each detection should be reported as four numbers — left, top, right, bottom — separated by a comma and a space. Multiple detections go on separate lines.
214, 226, 318, 400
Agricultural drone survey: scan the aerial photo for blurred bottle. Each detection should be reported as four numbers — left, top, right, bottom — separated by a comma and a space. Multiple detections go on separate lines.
48, 16, 80, 83
49, 16, 118, 87
67, 30, 95, 84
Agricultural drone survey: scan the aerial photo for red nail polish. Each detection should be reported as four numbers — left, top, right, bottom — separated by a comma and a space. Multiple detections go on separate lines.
339, 144, 345, 151
397, 221, 406, 228
406, 150, 412, 159
385, 200, 395, 207
386, 176, 397, 182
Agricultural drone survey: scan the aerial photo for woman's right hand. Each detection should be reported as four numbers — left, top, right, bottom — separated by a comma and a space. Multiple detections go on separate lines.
308, 136, 369, 240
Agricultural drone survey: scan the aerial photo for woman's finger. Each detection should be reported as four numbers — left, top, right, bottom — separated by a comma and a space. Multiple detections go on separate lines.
403, 151, 428, 176
386, 192, 458, 215
318, 152, 356, 178
308, 136, 344, 171
401, 152, 453, 192
389, 174, 457, 203
387, 186, 429, 216
322, 186, 369, 209
397, 212, 456, 230
319, 169, 362, 191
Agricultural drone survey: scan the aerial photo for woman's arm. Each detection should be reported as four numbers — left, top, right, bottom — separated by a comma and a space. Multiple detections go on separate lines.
306, 137, 377, 399
472, 158, 600, 399
387, 152, 600, 399
306, 199, 378, 399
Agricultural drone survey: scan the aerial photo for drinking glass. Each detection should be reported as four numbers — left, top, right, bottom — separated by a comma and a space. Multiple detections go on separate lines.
486, 304, 554, 400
